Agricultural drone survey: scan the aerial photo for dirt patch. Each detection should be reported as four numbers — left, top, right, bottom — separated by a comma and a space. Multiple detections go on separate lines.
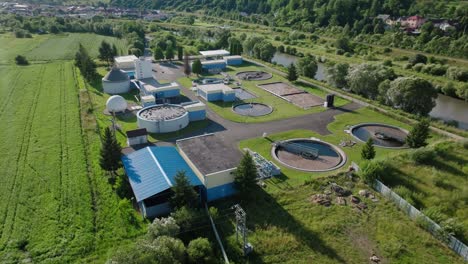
282, 92, 324, 109
258, 82, 302, 96
347, 228, 387, 264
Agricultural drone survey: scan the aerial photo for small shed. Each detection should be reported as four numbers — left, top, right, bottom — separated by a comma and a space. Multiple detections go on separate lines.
199, 49, 230, 59
126, 128, 148, 147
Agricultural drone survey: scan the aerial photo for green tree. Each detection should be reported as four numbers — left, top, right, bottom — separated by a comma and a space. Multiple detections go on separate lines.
335, 37, 352, 52
192, 59, 202, 76
98, 41, 115, 66
75, 44, 97, 81
229, 36, 243, 55
361, 138, 376, 160
139, 236, 186, 264
386, 77, 437, 116
147, 217, 180, 240
170, 171, 198, 209
187, 238, 214, 264
154, 47, 164, 60
234, 152, 258, 197
252, 40, 276, 62
326, 63, 349, 88
177, 46, 183, 61
183, 53, 191, 76
287, 63, 298, 82
408, 54, 428, 65
15, 55, 28, 65
347, 63, 395, 99
296, 55, 318, 78
165, 46, 175, 61
99, 127, 122, 176
406, 119, 430, 148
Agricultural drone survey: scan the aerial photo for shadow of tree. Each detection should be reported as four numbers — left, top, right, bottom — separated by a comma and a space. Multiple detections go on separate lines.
213, 188, 347, 263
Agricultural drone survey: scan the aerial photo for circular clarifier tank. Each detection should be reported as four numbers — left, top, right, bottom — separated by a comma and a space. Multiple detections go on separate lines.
272, 138, 347, 172
137, 104, 189, 133
350, 123, 409, 148
236, 71, 272, 81
233, 103, 273, 117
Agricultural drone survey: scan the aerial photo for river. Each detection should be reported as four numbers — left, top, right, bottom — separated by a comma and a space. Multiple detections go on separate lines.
272, 52, 468, 130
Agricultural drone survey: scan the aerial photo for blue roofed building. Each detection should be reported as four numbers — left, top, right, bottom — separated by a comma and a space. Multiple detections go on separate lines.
122, 146, 203, 218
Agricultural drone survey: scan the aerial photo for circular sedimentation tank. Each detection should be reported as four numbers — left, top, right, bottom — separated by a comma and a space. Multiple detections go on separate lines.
236, 71, 272, 81
272, 138, 346, 172
350, 123, 408, 148
137, 104, 189, 133
232, 103, 273, 117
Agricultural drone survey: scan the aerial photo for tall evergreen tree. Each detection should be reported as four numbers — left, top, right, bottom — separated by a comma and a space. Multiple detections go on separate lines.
192, 59, 202, 76
75, 44, 97, 81
98, 41, 114, 66
234, 152, 258, 197
154, 47, 164, 60
287, 63, 298, 82
165, 46, 175, 61
99, 127, 122, 176
361, 138, 376, 160
183, 53, 191, 76
170, 171, 198, 209
406, 119, 430, 148
177, 46, 183, 61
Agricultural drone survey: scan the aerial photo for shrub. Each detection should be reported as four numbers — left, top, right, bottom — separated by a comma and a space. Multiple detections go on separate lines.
441, 218, 464, 237
409, 148, 436, 164
408, 54, 427, 65
403, 63, 412, 69
15, 55, 29, 65
147, 217, 180, 240
187, 238, 214, 264
383, 47, 392, 53
423, 207, 448, 223
393, 186, 415, 204
412, 63, 424, 72
461, 139, 468, 149
171, 206, 206, 230
382, 59, 393, 67
442, 82, 457, 97
359, 160, 389, 184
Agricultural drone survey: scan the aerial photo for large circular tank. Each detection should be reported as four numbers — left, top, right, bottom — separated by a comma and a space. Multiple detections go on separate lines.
102, 67, 131, 94
106, 95, 128, 113
350, 123, 408, 148
137, 104, 189, 133
272, 138, 347, 172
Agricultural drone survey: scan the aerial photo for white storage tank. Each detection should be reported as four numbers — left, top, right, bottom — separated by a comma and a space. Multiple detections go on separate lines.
106, 95, 128, 113
137, 104, 189, 133
102, 68, 131, 94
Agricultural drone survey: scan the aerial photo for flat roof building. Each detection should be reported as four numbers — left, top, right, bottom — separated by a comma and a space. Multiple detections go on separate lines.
197, 83, 235, 102
114, 55, 138, 69
199, 49, 230, 58
177, 134, 242, 201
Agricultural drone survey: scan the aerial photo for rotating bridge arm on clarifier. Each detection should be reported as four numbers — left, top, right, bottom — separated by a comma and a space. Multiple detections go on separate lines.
276, 141, 319, 159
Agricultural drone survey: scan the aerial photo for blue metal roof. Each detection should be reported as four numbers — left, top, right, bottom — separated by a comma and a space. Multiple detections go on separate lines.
122, 146, 202, 202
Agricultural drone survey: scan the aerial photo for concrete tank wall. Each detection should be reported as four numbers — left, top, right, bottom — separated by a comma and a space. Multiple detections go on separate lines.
102, 80, 131, 94
137, 108, 189, 133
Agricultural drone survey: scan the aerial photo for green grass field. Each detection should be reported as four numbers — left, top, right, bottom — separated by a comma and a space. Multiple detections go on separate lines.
378, 141, 468, 243
0, 33, 127, 63
214, 175, 463, 264
0, 61, 144, 263
178, 63, 349, 123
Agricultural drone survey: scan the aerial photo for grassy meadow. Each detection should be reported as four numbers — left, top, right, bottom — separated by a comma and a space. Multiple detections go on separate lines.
0, 34, 145, 263
0, 33, 127, 63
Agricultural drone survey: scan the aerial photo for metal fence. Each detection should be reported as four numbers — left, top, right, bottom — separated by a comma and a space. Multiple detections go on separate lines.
373, 180, 468, 261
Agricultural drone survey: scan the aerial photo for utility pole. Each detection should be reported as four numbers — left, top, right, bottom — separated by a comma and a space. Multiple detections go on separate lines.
232, 204, 253, 256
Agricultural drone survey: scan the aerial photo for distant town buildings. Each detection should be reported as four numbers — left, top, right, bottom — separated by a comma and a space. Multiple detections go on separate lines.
376, 14, 457, 34
0, 2, 171, 20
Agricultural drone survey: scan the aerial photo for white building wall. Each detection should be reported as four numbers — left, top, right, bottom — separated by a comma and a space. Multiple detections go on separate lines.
137, 112, 190, 133
127, 135, 148, 147
102, 80, 131, 94
135, 58, 153, 80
